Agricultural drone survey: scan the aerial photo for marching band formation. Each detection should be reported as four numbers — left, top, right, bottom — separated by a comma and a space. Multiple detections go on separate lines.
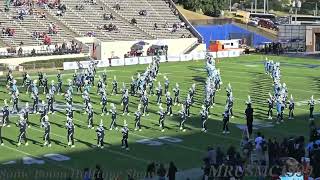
0, 55, 317, 151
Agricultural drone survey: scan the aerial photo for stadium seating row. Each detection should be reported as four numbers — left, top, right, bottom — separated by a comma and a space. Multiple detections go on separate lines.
0, 0, 195, 47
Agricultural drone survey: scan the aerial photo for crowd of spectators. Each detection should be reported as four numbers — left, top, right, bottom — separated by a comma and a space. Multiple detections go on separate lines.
97, 23, 118, 32
2, 27, 16, 37
200, 123, 320, 179
0, 40, 82, 58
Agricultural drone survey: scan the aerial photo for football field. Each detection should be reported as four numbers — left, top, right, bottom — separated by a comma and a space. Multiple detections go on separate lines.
0, 54, 319, 179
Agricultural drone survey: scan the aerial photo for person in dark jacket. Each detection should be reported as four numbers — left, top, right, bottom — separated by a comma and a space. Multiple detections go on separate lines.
167, 162, 177, 180
94, 164, 103, 180
157, 164, 166, 180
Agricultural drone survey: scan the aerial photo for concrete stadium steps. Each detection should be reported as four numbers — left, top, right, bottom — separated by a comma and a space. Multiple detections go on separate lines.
0, 0, 197, 47
0, 1, 75, 47
100, 0, 194, 39
64, 0, 150, 41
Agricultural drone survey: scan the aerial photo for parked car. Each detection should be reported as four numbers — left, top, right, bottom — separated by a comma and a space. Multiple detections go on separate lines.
258, 18, 279, 31
247, 18, 259, 27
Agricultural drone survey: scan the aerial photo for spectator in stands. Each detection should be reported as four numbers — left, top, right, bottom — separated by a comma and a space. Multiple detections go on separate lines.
172, 23, 178, 32
164, 22, 169, 28
114, 3, 121, 10
31, 48, 36, 56
56, 9, 63, 16
2, 28, 6, 35
154, 23, 158, 30
181, 34, 185, 38
5, 28, 15, 36
86, 31, 95, 37
103, 13, 114, 20
180, 22, 185, 28
188, 34, 192, 38
18, 47, 23, 57
130, 18, 137, 25
110, 13, 114, 20
58, 3, 66, 13
91, 0, 97, 5
139, 10, 147, 16
39, 12, 46, 19
76, 4, 84, 10
43, 34, 52, 45
167, 162, 177, 180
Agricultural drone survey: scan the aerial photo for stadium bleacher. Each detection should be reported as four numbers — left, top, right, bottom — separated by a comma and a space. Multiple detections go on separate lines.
0, 0, 196, 47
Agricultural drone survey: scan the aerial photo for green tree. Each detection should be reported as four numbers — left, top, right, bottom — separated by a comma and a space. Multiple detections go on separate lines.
201, 0, 225, 17
179, 0, 200, 11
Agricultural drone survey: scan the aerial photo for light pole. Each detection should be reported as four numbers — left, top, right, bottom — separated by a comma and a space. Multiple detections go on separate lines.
254, 0, 257, 13
292, 0, 302, 24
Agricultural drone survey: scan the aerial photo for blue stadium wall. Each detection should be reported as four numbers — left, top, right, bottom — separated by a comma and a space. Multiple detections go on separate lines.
195, 24, 272, 48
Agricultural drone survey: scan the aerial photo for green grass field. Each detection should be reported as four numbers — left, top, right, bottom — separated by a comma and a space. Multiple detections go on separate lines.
0, 54, 319, 179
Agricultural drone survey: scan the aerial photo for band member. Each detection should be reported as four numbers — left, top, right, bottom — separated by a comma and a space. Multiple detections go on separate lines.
121, 90, 130, 116
121, 120, 129, 151
156, 82, 162, 104
41, 115, 51, 147
96, 119, 105, 149
40, 100, 47, 123
130, 76, 136, 96
102, 70, 107, 84
42, 73, 49, 94
148, 79, 154, 95
189, 83, 196, 104
288, 95, 294, 120
166, 92, 173, 116
25, 73, 32, 94
31, 84, 39, 114
109, 103, 118, 130
200, 105, 208, 133
185, 94, 192, 117
66, 118, 75, 148
134, 104, 142, 131
50, 80, 56, 94
222, 107, 230, 134
2, 100, 10, 127
57, 71, 63, 95
308, 95, 315, 120
17, 115, 28, 146
82, 91, 91, 113
100, 92, 108, 116
112, 76, 118, 95
267, 93, 274, 120
11, 91, 19, 113
22, 103, 30, 128
164, 76, 169, 94
66, 102, 73, 119
47, 90, 54, 114
0, 117, 3, 145
158, 104, 166, 132
87, 103, 94, 129
173, 83, 180, 106
141, 90, 149, 116
179, 105, 187, 132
